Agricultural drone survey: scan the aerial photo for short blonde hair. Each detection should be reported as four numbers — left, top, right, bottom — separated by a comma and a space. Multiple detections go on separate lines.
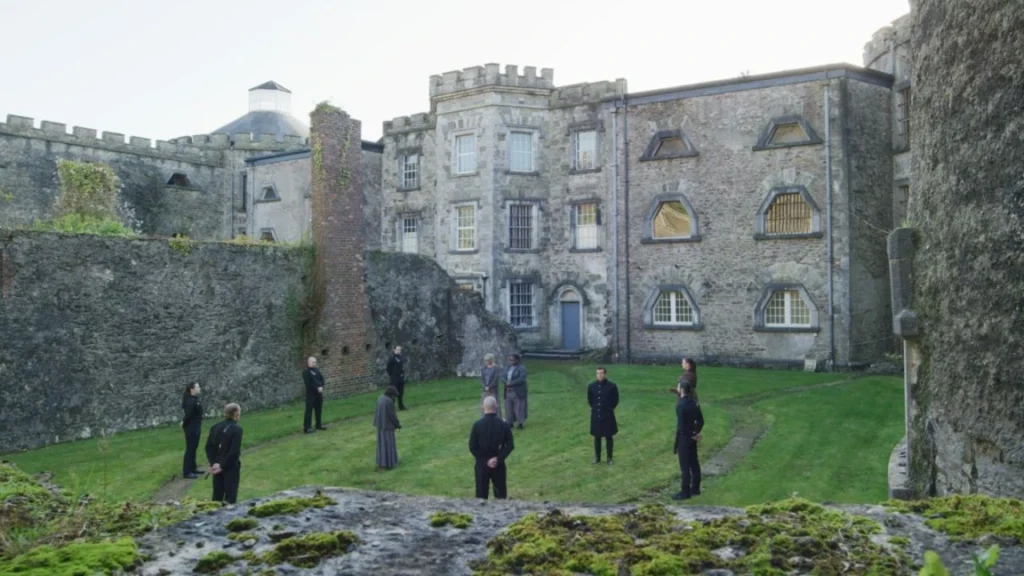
484, 353, 495, 363
224, 403, 241, 419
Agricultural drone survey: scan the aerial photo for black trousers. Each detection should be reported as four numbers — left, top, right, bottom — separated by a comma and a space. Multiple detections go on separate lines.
213, 463, 241, 504
303, 393, 323, 430
183, 424, 201, 475
593, 436, 614, 461
677, 436, 701, 495
394, 379, 406, 408
474, 460, 507, 500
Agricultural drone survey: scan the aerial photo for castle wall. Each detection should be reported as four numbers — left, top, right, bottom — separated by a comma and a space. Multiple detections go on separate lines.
249, 154, 312, 243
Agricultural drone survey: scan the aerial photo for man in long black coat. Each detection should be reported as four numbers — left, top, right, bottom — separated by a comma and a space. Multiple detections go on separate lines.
386, 345, 407, 410
587, 367, 619, 465
302, 356, 327, 433
469, 396, 515, 499
205, 403, 244, 504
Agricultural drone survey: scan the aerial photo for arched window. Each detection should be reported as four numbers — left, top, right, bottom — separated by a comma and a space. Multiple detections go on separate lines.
642, 284, 702, 330
641, 193, 701, 243
754, 186, 822, 239
754, 284, 819, 332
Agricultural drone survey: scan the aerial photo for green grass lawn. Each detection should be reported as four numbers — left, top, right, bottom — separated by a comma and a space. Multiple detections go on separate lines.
3, 361, 904, 507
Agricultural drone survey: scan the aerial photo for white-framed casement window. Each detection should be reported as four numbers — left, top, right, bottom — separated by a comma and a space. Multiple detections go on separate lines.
574, 130, 597, 170
453, 204, 477, 251
455, 134, 477, 174
400, 154, 419, 189
508, 203, 537, 250
764, 289, 812, 327
400, 216, 418, 254
508, 281, 536, 328
653, 290, 695, 326
573, 202, 599, 249
509, 131, 533, 172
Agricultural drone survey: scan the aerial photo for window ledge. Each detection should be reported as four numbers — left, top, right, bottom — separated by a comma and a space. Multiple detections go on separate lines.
254, 198, 281, 204
505, 170, 540, 177
448, 249, 480, 255
451, 171, 479, 178
569, 247, 602, 253
569, 167, 602, 175
640, 235, 702, 245
752, 141, 823, 152
511, 325, 541, 333
638, 152, 699, 162
643, 323, 705, 332
398, 186, 421, 193
504, 248, 542, 254
753, 232, 824, 241
754, 325, 820, 334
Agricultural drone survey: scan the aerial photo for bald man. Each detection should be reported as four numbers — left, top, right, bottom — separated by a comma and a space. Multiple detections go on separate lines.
302, 357, 327, 433
469, 396, 515, 500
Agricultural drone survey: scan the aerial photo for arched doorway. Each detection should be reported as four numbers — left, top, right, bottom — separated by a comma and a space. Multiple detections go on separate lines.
559, 288, 582, 351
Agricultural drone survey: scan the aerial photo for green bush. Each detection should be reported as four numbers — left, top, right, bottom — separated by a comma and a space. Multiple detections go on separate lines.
53, 159, 120, 221
31, 214, 135, 237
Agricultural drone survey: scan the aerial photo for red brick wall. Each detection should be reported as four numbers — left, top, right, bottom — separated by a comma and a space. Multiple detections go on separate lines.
309, 106, 379, 396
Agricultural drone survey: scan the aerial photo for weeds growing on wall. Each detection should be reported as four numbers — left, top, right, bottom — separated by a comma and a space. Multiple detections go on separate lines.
31, 214, 135, 237
30, 159, 141, 237
285, 240, 323, 367
168, 235, 196, 256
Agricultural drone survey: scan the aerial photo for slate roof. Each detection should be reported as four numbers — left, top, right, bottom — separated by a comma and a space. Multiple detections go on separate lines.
249, 81, 292, 93
213, 110, 309, 140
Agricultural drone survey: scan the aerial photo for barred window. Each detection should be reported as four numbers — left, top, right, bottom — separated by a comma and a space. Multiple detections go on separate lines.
574, 203, 598, 249
509, 282, 535, 327
653, 201, 692, 238
509, 204, 534, 250
455, 205, 476, 250
764, 290, 811, 327
509, 132, 533, 172
575, 130, 597, 170
400, 154, 419, 189
653, 290, 694, 325
455, 135, 476, 174
765, 192, 812, 235
401, 217, 418, 253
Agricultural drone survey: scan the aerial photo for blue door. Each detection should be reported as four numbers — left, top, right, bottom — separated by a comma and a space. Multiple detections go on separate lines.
561, 302, 581, 351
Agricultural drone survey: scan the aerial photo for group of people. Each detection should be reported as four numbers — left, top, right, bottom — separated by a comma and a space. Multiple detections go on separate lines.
179, 347, 705, 505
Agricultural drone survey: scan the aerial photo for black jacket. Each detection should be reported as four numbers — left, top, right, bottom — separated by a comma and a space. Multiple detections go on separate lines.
205, 419, 243, 471
182, 395, 203, 428
587, 379, 619, 437
469, 413, 515, 464
674, 396, 704, 452
386, 354, 405, 384
303, 367, 325, 397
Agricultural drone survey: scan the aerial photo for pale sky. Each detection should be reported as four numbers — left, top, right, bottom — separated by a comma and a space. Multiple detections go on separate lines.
0, 0, 909, 142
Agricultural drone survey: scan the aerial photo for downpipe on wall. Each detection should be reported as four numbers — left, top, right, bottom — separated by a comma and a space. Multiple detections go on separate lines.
623, 95, 632, 364
611, 105, 620, 360
824, 80, 836, 369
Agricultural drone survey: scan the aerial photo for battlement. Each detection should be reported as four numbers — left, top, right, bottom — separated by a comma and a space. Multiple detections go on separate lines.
382, 112, 435, 136
170, 133, 309, 151
550, 79, 628, 107
863, 13, 911, 68
429, 64, 555, 98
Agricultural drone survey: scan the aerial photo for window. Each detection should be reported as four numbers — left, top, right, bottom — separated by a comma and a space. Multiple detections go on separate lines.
259, 228, 277, 243
767, 123, 808, 146
896, 184, 910, 225
575, 130, 597, 170
896, 87, 911, 145
573, 203, 599, 249
260, 185, 279, 201
508, 204, 534, 250
455, 205, 476, 250
653, 290, 695, 326
765, 192, 813, 235
653, 201, 691, 238
401, 217, 418, 253
764, 289, 811, 327
509, 132, 533, 172
640, 130, 698, 161
400, 154, 419, 189
457, 282, 475, 292
509, 282, 535, 328
167, 173, 191, 187
753, 115, 822, 150
455, 134, 476, 174
240, 172, 248, 210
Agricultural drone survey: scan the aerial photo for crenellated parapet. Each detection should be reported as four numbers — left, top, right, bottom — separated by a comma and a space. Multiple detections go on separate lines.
170, 133, 309, 151
382, 112, 435, 136
550, 79, 628, 108
863, 13, 911, 69
429, 64, 555, 98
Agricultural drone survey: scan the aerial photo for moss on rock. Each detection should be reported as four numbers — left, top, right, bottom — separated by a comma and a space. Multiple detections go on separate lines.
227, 531, 259, 543
247, 492, 336, 518
472, 499, 912, 575
429, 511, 474, 529
195, 550, 236, 573
265, 531, 359, 568
226, 517, 260, 532
0, 537, 137, 576
885, 494, 1024, 542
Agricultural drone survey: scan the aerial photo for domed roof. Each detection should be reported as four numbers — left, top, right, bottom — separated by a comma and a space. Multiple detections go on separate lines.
213, 110, 309, 140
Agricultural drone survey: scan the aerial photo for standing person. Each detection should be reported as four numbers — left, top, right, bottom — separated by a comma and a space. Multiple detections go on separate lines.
673, 381, 704, 500
302, 357, 327, 433
469, 396, 515, 500
668, 357, 698, 400
386, 345, 407, 411
181, 382, 205, 479
587, 367, 619, 465
502, 354, 528, 429
373, 386, 402, 470
206, 403, 244, 504
480, 353, 501, 416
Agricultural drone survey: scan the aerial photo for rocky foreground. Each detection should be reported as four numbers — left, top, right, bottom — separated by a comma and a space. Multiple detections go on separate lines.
135, 486, 1024, 576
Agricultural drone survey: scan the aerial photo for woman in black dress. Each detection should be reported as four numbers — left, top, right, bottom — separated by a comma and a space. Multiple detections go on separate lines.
181, 382, 204, 479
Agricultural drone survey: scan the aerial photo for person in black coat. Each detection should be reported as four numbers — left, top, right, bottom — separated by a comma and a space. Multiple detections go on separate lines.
206, 403, 244, 504
587, 367, 619, 465
386, 345, 407, 410
673, 380, 704, 500
469, 396, 515, 499
181, 382, 205, 479
302, 356, 327, 433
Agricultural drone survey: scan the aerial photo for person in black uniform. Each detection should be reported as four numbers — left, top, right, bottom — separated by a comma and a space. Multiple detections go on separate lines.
673, 380, 704, 500
181, 382, 205, 479
386, 345, 407, 411
587, 367, 619, 465
206, 403, 244, 504
302, 356, 327, 433
468, 396, 515, 499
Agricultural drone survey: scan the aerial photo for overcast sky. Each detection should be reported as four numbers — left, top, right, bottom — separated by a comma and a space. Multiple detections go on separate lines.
0, 0, 909, 142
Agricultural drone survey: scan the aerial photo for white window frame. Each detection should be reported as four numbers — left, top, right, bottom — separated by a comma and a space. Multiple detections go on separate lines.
574, 130, 597, 170
259, 228, 277, 242
509, 131, 534, 173
400, 153, 419, 189
454, 134, 477, 175
507, 280, 536, 328
399, 216, 418, 254
452, 203, 477, 251
764, 289, 812, 328
652, 290, 695, 326
573, 202, 599, 250
507, 202, 538, 251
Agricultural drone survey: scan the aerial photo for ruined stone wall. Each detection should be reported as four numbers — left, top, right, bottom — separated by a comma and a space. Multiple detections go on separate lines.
906, 0, 1024, 497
